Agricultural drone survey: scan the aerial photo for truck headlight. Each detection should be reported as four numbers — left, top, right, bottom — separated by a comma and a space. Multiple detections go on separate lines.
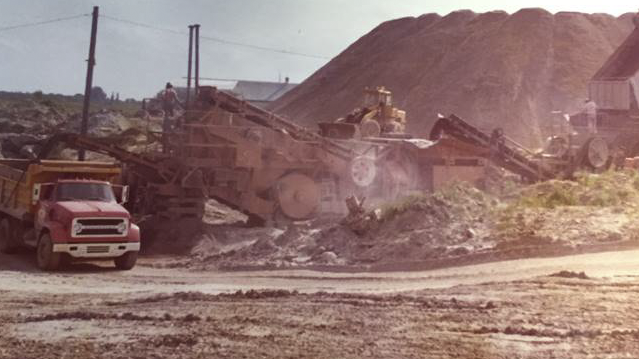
72, 222, 83, 235
117, 221, 128, 234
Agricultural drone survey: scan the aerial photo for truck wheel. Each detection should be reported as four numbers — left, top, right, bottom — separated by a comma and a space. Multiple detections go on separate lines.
37, 233, 60, 271
0, 218, 18, 254
114, 251, 138, 270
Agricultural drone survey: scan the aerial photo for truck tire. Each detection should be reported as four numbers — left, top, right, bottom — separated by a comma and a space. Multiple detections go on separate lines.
37, 233, 61, 271
114, 251, 138, 270
0, 218, 18, 254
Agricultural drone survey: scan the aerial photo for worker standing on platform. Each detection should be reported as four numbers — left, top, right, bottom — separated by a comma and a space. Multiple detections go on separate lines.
583, 98, 597, 134
162, 82, 183, 118
160, 82, 183, 152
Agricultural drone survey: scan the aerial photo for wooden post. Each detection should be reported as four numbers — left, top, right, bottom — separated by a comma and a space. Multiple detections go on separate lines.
79, 6, 99, 161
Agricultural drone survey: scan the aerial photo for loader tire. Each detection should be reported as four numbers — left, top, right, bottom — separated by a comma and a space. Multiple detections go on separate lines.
37, 233, 60, 271
114, 251, 138, 270
360, 119, 381, 138
0, 218, 18, 254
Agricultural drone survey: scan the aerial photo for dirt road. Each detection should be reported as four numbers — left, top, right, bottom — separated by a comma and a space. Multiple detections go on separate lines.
3, 249, 639, 358
3, 249, 639, 295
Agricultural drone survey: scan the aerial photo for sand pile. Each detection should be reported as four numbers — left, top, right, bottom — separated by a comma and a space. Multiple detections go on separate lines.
272, 9, 635, 146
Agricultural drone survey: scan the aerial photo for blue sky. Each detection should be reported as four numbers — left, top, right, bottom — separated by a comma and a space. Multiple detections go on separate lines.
0, 0, 636, 98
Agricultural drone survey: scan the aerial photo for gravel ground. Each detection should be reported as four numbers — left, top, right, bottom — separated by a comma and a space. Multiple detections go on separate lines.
3, 250, 639, 358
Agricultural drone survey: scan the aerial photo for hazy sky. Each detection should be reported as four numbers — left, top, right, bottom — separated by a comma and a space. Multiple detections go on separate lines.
0, 0, 637, 99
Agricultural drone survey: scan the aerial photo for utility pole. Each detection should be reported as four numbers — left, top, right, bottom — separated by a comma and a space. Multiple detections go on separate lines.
194, 24, 200, 95
185, 25, 194, 112
79, 6, 99, 161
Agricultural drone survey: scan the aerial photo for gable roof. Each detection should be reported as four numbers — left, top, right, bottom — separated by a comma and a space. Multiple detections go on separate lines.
231, 80, 297, 102
593, 26, 639, 80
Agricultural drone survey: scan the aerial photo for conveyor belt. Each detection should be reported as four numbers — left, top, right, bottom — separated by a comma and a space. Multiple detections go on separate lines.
37, 133, 175, 181
430, 114, 556, 181
206, 88, 356, 161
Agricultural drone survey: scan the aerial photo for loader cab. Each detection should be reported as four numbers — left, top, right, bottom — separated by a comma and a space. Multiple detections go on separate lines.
363, 86, 392, 109
364, 86, 395, 123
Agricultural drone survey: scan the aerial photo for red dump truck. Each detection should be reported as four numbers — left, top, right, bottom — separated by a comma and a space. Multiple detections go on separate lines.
0, 159, 140, 271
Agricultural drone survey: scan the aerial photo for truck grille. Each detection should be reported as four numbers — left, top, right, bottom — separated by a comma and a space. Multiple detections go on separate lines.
72, 218, 128, 238
78, 228, 121, 236
77, 218, 123, 226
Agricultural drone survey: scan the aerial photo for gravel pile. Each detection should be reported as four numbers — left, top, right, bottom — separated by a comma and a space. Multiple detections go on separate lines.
272, 9, 635, 147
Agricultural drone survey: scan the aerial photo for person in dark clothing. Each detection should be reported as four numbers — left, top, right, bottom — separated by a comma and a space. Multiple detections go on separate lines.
161, 82, 183, 153
161, 82, 183, 117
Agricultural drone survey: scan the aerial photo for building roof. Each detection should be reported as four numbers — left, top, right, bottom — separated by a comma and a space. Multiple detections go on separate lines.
593, 26, 639, 80
230, 80, 297, 102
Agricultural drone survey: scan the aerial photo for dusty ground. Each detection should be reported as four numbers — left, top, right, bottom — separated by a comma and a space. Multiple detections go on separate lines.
1, 167, 638, 359
4, 249, 639, 358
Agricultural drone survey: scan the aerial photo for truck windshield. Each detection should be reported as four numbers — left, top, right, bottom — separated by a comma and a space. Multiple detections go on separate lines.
56, 183, 115, 202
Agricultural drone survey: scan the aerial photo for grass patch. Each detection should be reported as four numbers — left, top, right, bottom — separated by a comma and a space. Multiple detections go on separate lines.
515, 170, 639, 209
494, 170, 639, 235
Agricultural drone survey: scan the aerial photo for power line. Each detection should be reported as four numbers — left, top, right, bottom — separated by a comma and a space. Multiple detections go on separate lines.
100, 14, 184, 36
186, 77, 239, 82
199, 34, 330, 60
186, 76, 296, 83
0, 14, 89, 33
100, 14, 330, 60
0, 12, 331, 59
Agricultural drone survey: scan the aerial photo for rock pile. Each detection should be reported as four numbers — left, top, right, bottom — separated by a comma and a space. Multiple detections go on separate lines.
0, 99, 66, 158
188, 183, 495, 269
181, 171, 639, 270
0, 99, 153, 159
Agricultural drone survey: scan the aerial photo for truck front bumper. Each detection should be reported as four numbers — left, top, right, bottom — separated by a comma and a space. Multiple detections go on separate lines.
52, 242, 140, 258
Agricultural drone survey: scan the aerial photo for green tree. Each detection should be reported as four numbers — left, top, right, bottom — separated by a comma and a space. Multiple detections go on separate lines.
90, 86, 107, 102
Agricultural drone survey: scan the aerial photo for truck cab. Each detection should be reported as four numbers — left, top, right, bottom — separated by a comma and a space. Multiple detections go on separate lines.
0, 160, 140, 271
33, 179, 140, 270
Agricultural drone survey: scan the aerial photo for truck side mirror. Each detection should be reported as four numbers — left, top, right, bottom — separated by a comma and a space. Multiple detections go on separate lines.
120, 185, 129, 204
32, 183, 54, 205
32, 184, 41, 205
111, 184, 129, 204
